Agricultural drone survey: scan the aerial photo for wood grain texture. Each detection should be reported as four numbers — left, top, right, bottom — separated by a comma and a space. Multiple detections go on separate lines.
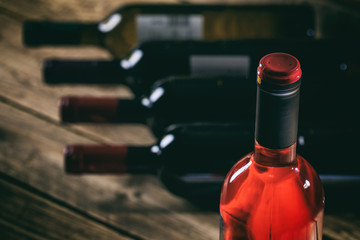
323, 215, 360, 240
0, 0, 359, 239
0, 175, 133, 240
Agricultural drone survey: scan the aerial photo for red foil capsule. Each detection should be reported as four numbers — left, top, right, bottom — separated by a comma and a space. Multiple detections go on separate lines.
257, 52, 302, 85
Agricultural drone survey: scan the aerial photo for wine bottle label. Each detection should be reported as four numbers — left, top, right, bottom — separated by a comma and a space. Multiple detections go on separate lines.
190, 55, 250, 77
136, 14, 203, 42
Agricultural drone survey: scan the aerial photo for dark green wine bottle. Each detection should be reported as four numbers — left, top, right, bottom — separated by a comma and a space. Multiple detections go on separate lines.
43, 39, 360, 96
65, 122, 360, 210
59, 70, 360, 138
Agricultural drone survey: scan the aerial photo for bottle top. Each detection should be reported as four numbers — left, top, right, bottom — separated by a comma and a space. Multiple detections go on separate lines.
257, 53, 301, 86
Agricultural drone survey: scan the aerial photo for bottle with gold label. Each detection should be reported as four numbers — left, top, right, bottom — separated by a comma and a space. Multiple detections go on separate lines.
23, 3, 315, 57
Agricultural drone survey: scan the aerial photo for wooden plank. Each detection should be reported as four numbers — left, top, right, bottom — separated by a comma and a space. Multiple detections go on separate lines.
0, 100, 220, 240
0, 219, 48, 240
0, 0, 123, 21
323, 215, 360, 240
0, 175, 133, 240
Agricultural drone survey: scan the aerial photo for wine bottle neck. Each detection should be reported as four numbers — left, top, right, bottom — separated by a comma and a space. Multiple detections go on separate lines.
23, 21, 102, 46
254, 61, 301, 166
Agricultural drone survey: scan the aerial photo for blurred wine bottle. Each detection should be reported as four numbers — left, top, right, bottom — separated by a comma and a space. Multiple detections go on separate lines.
65, 122, 250, 205
43, 39, 360, 96
59, 76, 255, 136
65, 122, 360, 210
59, 73, 359, 138
65, 123, 252, 175
23, 3, 315, 58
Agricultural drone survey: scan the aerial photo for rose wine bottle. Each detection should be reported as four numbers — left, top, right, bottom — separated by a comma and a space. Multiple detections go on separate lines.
219, 53, 325, 239
42, 39, 360, 96
23, 3, 315, 57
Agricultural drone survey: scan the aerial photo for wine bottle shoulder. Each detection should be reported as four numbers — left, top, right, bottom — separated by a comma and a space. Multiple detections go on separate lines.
220, 153, 324, 213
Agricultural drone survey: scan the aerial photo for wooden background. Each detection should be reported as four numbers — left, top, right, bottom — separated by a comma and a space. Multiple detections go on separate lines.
0, 0, 360, 239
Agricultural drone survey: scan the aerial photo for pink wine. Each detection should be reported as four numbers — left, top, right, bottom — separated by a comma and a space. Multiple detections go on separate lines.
219, 53, 325, 239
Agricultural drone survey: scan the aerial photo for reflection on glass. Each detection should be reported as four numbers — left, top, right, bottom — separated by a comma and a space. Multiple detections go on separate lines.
120, 49, 143, 69
98, 13, 122, 32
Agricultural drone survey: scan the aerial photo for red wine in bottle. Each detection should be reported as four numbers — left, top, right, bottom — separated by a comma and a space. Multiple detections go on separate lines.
219, 53, 324, 239
23, 3, 315, 57
43, 39, 360, 96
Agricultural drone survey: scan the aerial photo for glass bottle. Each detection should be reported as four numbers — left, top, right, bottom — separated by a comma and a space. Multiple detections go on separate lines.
42, 39, 360, 96
219, 53, 325, 239
58, 68, 360, 138
65, 122, 252, 175
65, 122, 252, 203
64, 121, 358, 211
23, 3, 315, 57
59, 76, 255, 137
